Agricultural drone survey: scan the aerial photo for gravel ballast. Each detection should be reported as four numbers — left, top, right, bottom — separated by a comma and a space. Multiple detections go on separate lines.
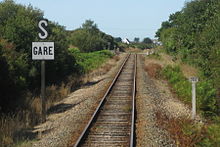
31, 53, 193, 147
31, 54, 127, 147
136, 54, 192, 147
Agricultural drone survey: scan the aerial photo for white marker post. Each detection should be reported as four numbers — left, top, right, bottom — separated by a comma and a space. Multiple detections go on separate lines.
189, 77, 198, 119
32, 19, 54, 126
108, 42, 111, 50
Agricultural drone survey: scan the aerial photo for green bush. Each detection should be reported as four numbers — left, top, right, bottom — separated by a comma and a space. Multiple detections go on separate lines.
156, 0, 220, 115
69, 49, 113, 73
197, 117, 220, 146
148, 52, 161, 60
67, 20, 117, 52
162, 65, 217, 116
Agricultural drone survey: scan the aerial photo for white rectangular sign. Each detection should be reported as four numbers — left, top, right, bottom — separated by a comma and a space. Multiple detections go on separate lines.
189, 77, 199, 83
32, 42, 54, 60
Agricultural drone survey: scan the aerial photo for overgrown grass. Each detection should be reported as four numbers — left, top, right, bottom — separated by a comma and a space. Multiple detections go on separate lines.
161, 65, 220, 146
156, 111, 204, 146
162, 65, 217, 117
0, 83, 73, 146
0, 49, 114, 147
156, 111, 220, 146
0, 111, 37, 147
69, 48, 114, 73
148, 51, 161, 60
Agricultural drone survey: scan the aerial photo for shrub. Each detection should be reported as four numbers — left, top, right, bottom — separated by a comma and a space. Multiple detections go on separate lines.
162, 65, 217, 116
69, 49, 114, 73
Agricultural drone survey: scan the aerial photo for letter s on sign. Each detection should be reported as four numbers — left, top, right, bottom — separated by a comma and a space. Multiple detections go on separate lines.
38, 20, 48, 39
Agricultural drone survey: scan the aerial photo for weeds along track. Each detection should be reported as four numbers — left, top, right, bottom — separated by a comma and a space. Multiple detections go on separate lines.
74, 54, 136, 147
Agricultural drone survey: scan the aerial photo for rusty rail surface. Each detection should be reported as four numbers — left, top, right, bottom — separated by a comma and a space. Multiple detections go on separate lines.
74, 54, 136, 147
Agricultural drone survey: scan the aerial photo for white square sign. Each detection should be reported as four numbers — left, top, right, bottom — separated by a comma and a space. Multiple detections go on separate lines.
189, 77, 199, 83
32, 42, 54, 60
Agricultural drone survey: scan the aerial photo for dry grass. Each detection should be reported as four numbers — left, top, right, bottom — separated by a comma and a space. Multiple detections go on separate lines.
0, 54, 121, 147
0, 111, 33, 146
181, 64, 198, 78
30, 97, 41, 115
125, 47, 141, 53
0, 76, 80, 146
113, 55, 120, 61
144, 63, 162, 79
82, 55, 120, 83
156, 111, 205, 147
144, 51, 198, 79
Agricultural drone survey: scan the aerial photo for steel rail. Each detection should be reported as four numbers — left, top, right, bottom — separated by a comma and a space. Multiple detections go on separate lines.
74, 54, 131, 147
130, 54, 136, 147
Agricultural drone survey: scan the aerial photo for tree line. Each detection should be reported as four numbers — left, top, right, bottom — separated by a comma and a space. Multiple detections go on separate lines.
156, 0, 220, 115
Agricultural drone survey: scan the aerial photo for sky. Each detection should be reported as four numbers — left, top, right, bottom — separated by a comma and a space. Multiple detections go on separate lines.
11, 0, 187, 41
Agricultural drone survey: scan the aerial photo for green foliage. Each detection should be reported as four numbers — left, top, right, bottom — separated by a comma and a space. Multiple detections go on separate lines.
114, 37, 122, 43
148, 52, 161, 60
162, 65, 217, 116
0, 1, 116, 145
133, 37, 140, 43
117, 42, 128, 51
130, 43, 153, 50
197, 81, 217, 116
130, 37, 155, 49
155, 21, 172, 39
0, 0, 43, 52
0, 39, 29, 110
68, 20, 117, 52
0, 1, 81, 112
157, 0, 220, 116
160, 28, 178, 54
142, 37, 153, 44
197, 119, 220, 146
69, 48, 113, 73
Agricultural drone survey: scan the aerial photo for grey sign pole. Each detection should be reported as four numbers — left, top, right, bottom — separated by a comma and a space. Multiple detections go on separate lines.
41, 60, 46, 122
33, 19, 54, 138
38, 19, 48, 123
189, 77, 198, 119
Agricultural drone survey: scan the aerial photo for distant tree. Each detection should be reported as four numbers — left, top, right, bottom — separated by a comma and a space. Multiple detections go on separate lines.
82, 19, 99, 32
69, 20, 117, 52
134, 37, 140, 43
114, 37, 122, 42
155, 21, 172, 39
143, 37, 153, 44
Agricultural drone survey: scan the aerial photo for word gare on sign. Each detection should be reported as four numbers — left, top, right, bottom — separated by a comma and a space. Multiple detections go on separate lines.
32, 42, 54, 60
32, 19, 54, 60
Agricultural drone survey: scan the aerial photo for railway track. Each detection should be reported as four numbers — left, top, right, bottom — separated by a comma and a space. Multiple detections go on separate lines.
74, 54, 136, 147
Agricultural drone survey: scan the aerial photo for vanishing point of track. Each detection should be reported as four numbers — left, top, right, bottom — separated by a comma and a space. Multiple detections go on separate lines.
74, 54, 136, 147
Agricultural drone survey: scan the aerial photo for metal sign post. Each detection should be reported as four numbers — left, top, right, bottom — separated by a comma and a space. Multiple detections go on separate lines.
32, 19, 54, 136
189, 77, 198, 119
41, 60, 46, 122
